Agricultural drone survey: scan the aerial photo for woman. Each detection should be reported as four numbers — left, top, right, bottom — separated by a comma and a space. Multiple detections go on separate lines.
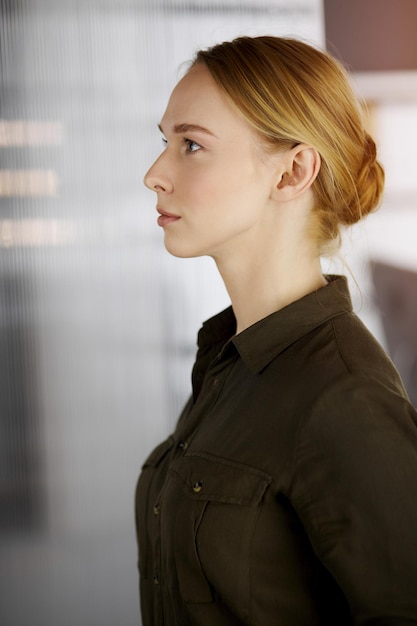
136, 36, 417, 625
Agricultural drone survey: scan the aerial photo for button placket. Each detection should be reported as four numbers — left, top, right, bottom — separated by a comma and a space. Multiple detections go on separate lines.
151, 489, 164, 598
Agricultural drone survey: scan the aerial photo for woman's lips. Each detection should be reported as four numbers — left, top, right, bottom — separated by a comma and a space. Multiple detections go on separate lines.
157, 207, 181, 227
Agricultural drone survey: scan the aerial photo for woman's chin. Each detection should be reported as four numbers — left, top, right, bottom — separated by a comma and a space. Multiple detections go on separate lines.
163, 237, 206, 259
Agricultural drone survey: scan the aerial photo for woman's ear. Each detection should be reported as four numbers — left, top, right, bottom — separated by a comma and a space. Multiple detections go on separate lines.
272, 144, 321, 201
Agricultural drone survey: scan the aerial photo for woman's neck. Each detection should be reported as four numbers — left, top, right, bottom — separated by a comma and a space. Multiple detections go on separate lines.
214, 240, 327, 335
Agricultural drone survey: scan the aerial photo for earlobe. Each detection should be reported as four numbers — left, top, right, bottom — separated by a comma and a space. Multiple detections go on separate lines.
273, 145, 321, 199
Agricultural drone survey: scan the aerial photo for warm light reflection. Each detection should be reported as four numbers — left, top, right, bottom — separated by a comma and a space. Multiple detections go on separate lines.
0, 219, 74, 246
0, 120, 63, 146
0, 170, 59, 197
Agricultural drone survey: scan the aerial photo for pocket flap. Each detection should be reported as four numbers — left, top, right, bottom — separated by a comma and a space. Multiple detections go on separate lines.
170, 451, 271, 507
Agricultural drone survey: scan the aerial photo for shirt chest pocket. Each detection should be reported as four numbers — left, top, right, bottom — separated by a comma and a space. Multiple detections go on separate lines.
166, 452, 271, 615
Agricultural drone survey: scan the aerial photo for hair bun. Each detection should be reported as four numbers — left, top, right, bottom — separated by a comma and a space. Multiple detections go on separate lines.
340, 132, 385, 226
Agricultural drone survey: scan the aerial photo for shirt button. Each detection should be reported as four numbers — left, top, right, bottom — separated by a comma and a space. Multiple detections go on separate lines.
153, 504, 160, 515
178, 440, 188, 450
153, 574, 160, 585
192, 481, 203, 493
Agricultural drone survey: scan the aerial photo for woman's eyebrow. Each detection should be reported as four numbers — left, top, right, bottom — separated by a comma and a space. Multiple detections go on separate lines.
158, 122, 217, 137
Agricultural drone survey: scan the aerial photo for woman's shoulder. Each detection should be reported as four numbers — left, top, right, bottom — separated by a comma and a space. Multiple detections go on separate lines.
328, 309, 408, 398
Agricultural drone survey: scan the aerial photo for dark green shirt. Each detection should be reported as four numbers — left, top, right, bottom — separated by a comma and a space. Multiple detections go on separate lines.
136, 276, 417, 625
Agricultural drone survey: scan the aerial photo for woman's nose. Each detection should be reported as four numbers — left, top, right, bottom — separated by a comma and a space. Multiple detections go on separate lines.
143, 156, 173, 193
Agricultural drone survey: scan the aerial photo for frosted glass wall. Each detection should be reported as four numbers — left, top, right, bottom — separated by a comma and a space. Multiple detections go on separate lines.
0, 1, 324, 625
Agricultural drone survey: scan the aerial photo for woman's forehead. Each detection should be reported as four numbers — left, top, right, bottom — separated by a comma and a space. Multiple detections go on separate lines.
161, 64, 250, 137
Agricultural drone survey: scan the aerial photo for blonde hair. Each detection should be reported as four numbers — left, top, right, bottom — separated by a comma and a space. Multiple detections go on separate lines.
193, 36, 384, 253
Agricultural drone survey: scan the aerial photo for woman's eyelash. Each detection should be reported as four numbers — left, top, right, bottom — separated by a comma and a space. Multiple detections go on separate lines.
183, 138, 201, 153
160, 137, 202, 153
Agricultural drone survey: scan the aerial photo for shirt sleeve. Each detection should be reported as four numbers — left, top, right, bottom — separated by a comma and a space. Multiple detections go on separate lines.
290, 376, 417, 625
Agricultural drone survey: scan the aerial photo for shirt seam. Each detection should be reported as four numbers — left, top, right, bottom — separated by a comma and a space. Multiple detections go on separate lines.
330, 315, 354, 375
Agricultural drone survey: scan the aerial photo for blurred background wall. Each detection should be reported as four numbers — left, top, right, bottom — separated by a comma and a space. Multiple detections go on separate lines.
0, 1, 416, 625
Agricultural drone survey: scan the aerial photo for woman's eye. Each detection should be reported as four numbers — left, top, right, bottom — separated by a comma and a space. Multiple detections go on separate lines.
184, 138, 201, 153
161, 137, 167, 147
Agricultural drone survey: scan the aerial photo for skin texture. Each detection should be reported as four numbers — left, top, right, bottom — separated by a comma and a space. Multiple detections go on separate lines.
144, 63, 326, 333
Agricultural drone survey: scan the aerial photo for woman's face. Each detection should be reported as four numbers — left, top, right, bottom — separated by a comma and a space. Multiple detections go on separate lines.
144, 63, 284, 260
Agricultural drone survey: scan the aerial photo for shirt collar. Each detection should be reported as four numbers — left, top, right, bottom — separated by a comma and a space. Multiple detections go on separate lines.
198, 275, 352, 375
